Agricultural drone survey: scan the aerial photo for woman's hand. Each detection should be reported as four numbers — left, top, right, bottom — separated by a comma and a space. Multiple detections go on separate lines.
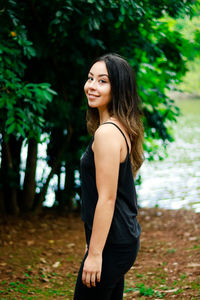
82, 253, 102, 288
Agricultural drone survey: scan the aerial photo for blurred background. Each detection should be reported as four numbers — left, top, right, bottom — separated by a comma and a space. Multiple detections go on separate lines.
0, 0, 200, 216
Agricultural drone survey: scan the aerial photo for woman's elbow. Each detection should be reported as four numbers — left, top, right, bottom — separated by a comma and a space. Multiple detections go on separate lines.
98, 195, 116, 206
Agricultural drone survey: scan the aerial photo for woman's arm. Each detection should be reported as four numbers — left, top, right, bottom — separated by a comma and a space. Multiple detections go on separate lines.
82, 125, 121, 288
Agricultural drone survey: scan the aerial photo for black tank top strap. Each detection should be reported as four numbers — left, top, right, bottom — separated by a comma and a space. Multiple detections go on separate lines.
101, 122, 130, 154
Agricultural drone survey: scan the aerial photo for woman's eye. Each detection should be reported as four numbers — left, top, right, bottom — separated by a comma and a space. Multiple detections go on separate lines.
99, 79, 106, 83
88, 77, 93, 81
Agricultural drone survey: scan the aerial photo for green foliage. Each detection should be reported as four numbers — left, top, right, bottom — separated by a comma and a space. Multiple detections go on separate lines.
161, 12, 200, 95
178, 58, 200, 94
0, 4, 56, 142
0, 0, 197, 213
176, 14, 200, 95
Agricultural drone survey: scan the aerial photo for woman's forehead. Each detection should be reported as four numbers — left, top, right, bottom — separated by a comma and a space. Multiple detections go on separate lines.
89, 61, 108, 75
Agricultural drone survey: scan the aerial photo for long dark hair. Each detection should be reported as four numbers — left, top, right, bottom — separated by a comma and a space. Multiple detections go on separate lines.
86, 53, 144, 176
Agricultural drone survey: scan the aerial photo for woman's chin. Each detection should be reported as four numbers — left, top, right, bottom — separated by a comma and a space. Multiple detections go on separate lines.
88, 101, 98, 108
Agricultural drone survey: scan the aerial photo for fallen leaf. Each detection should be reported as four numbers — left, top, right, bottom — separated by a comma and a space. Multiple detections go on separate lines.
183, 286, 191, 289
52, 261, 60, 268
184, 232, 190, 237
133, 291, 140, 296
67, 243, 75, 248
189, 237, 197, 241
187, 263, 200, 268
48, 240, 54, 244
157, 288, 179, 293
27, 240, 35, 246
40, 277, 49, 282
40, 257, 47, 264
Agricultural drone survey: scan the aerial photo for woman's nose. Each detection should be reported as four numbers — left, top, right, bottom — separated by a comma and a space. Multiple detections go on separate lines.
88, 79, 96, 89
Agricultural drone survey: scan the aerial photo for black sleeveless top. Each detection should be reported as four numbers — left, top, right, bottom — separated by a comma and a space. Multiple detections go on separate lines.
80, 122, 141, 244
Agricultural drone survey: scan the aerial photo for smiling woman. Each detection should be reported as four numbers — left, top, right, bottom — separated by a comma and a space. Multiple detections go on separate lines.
84, 61, 111, 110
74, 53, 144, 300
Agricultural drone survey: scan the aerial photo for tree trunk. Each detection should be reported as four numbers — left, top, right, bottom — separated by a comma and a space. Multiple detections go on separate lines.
9, 136, 23, 212
22, 138, 38, 212
2, 139, 19, 215
9, 135, 23, 188
57, 166, 61, 192
0, 190, 6, 220
10, 189, 19, 215
64, 163, 75, 212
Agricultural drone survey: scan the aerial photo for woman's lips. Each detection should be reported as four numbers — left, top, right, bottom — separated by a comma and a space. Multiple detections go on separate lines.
87, 94, 99, 100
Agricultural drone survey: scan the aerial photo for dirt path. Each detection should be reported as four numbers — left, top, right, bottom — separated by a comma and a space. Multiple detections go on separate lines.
0, 208, 199, 299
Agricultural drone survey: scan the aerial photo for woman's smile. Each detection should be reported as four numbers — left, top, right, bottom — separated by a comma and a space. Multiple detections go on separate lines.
87, 93, 100, 99
84, 61, 111, 110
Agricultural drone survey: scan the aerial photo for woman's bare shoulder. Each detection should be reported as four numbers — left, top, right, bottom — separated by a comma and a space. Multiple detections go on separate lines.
92, 123, 122, 154
94, 122, 122, 142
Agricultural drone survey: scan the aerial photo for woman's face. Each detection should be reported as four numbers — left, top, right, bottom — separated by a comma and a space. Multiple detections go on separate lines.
84, 61, 111, 110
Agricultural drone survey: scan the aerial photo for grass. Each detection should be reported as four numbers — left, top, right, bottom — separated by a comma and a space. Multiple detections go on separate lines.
1, 264, 199, 299
166, 248, 176, 254
124, 283, 165, 298
0, 274, 74, 300
124, 276, 200, 299
123, 264, 200, 299
4, 273, 195, 300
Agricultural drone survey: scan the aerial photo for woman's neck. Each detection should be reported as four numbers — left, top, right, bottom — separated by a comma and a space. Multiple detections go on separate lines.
99, 109, 110, 125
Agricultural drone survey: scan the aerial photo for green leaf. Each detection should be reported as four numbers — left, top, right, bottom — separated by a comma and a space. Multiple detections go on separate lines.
6, 117, 15, 126
17, 124, 26, 137
0, 99, 5, 108
46, 88, 57, 95
120, 6, 126, 16
7, 123, 16, 135
39, 90, 53, 102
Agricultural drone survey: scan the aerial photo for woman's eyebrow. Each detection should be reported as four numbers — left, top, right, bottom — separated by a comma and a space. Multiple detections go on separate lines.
89, 71, 109, 77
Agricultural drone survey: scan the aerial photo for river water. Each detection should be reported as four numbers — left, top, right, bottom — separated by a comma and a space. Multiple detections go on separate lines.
137, 97, 200, 213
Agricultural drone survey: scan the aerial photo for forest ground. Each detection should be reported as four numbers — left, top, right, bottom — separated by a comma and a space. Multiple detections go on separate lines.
0, 207, 200, 299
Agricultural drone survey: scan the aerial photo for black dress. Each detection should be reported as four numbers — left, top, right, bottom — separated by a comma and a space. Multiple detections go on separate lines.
74, 122, 141, 300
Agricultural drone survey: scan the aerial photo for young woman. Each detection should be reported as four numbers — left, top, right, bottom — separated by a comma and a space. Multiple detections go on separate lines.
74, 53, 144, 300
